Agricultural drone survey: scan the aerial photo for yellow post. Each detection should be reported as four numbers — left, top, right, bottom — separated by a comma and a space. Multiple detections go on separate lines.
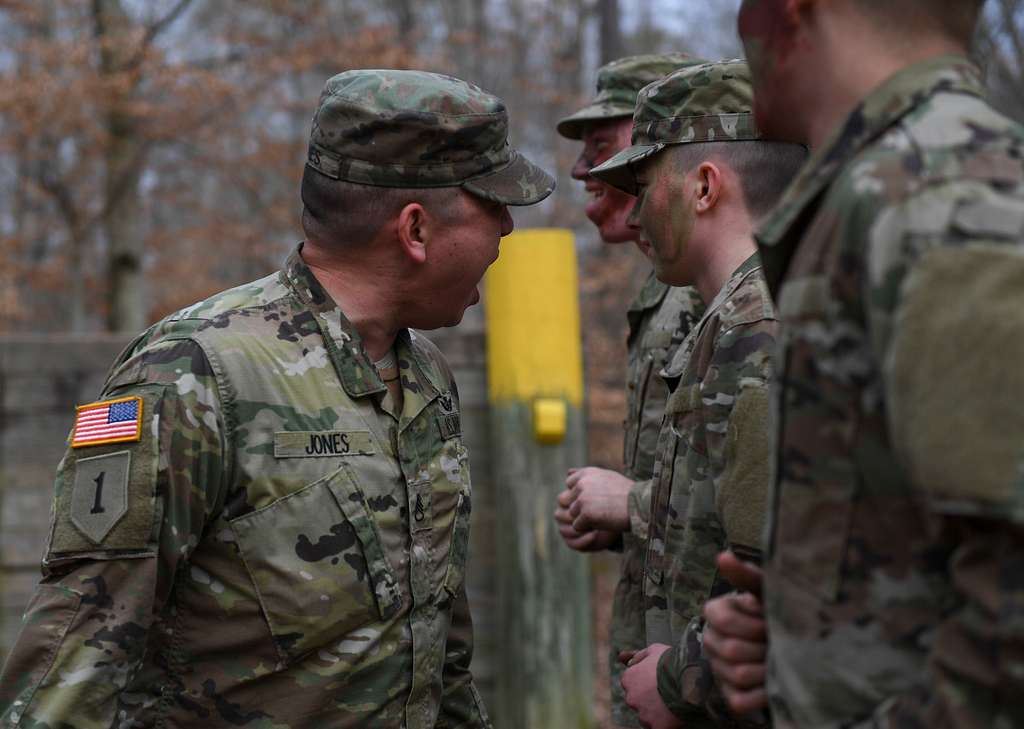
485, 229, 592, 729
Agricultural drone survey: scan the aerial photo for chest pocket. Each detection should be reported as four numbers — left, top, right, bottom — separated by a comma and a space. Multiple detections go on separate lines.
770, 274, 858, 602
644, 382, 702, 591
228, 464, 401, 663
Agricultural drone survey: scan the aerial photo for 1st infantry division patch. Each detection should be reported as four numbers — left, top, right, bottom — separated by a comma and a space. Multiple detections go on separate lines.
71, 396, 143, 448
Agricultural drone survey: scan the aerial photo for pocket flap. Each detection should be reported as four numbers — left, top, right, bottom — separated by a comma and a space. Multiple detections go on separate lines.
327, 466, 403, 619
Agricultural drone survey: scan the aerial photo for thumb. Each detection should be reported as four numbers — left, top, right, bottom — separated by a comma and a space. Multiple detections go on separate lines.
717, 550, 764, 596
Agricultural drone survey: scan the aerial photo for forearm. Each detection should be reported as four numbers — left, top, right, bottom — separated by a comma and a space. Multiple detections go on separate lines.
1, 557, 158, 728
437, 587, 491, 729
849, 519, 1024, 729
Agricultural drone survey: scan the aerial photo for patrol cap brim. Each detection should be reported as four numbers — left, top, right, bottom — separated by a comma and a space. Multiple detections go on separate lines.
588, 143, 665, 195
556, 103, 634, 140
461, 149, 556, 206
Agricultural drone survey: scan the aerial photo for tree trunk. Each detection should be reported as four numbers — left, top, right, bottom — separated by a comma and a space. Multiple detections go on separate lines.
93, 0, 147, 333
599, 0, 621, 64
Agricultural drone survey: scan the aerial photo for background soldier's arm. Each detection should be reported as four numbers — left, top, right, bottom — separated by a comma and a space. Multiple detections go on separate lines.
860, 183, 1024, 728
0, 338, 226, 728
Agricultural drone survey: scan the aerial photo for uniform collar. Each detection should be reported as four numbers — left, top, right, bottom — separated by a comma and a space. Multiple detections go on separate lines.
756, 54, 984, 294
628, 270, 670, 314
281, 243, 446, 403
661, 252, 762, 380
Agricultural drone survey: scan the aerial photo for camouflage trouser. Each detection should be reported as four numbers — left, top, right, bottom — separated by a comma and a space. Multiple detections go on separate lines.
609, 531, 647, 728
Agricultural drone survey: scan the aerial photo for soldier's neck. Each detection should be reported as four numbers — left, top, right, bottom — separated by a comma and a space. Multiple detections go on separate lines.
693, 231, 758, 306
303, 250, 402, 362
801, 30, 967, 149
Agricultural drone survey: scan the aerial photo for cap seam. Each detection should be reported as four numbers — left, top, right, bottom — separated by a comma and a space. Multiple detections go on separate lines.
633, 111, 753, 129
310, 141, 511, 170
319, 99, 505, 120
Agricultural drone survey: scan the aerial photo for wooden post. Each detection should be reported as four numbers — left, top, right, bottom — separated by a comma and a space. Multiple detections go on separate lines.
485, 229, 592, 729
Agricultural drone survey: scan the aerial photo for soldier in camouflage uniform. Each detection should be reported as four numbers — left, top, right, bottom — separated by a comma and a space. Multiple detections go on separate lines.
702, 1, 1024, 727
0, 69, 554, 729
553, 54, 707, 729
590, 60, 805, 728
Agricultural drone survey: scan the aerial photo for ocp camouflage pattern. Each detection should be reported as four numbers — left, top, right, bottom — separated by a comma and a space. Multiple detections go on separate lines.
610, 274, 705, 727
0, 246, 489, 729
757, 55, 1024, 728
307, 69, 553, 206
556, 54, 704, 140
590, 60, 762, 195
643, 255, 777, 727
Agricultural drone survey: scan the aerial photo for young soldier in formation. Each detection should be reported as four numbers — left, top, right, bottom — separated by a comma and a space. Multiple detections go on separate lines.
590, 60, 806, 728
0, 70, 553, 729
703, 1, 1024, 727
553, 53, 706, 728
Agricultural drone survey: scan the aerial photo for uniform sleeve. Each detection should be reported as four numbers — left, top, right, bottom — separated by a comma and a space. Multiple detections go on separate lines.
437, 579, 491, 728
0, 337, 227, 729
861, 183, 1024, 727
656, 317, 776, 723
627, 477, 653, 540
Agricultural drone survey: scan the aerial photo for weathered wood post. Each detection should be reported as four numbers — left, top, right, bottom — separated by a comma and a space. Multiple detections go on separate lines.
485, 229, 593, 729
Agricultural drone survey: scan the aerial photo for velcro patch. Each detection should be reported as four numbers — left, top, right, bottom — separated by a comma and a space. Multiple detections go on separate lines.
274, 431, 375, 458
71, 396, 142, 448
70, 451, 131, 544
436, 413, 461, 440
48, 388, 162, 557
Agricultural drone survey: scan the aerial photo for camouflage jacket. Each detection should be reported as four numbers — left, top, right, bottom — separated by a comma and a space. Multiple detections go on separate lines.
611, 273, 704, 726
758, 55, 1024, 728
0, 246, 488, 729
643, 255, 776, 726
624, 274, 706, 537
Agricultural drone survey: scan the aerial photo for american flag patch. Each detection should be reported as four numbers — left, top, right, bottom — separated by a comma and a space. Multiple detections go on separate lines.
71, 396, 143, 448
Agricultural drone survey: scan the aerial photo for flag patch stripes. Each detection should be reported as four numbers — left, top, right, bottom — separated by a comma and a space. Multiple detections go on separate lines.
71, 396, 143, 448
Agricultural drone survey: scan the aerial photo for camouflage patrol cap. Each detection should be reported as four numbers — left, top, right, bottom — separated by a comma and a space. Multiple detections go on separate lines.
306, 69, 555, 206
590, 59, 760, 194
556, 53, 704, 140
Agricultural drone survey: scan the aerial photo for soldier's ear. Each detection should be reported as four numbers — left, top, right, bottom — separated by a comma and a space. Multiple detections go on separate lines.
396, 202, 428, 264
694, 161, 723, 215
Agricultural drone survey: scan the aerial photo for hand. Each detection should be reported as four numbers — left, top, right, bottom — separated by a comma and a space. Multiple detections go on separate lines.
621, 644, 682, 729
554, 487, 619, 552
565, 466, 633, 533
702, 551, 768, 715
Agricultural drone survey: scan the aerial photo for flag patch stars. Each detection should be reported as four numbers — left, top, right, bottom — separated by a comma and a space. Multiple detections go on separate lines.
71, 396, 143, 448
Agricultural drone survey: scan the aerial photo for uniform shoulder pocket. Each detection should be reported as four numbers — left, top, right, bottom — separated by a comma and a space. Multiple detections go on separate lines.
46, 386, 165, 563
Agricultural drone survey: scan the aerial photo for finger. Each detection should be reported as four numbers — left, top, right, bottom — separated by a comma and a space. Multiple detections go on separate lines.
557, 489, 577, 508
618, 649, 637, 665
557, 521, 584, 540
716, 551, 764, 596
627, 646, 651, 666
572, 513, 594, 533
566, 531, 599, 551
554, 507, 575, 525
703, 632, 766, 664
721, 685, 768, 715
703, 596, 766, 641
708, 658, 766, 691
565, 469, 586, 488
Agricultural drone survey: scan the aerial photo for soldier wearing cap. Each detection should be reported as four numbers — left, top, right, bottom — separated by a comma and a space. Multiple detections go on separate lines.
552, 53, 706, 728
0, 69, 553, 729
589, 60, 805, 728
702, 2, 1024, 727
